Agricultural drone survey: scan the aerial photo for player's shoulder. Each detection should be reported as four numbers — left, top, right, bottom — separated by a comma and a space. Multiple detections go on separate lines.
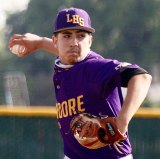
85, 51, 120, 67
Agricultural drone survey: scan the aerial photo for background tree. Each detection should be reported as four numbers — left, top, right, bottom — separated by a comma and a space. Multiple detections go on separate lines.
2, 0, 160, 105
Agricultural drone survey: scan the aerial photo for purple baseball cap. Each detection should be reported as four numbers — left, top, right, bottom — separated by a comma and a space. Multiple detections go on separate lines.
53, 8, 95, 33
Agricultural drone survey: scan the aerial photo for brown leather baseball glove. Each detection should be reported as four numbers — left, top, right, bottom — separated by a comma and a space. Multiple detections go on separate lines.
70, 113, 126, 149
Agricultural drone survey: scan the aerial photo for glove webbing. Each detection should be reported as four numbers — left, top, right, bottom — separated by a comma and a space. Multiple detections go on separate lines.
98, 121, 116, 143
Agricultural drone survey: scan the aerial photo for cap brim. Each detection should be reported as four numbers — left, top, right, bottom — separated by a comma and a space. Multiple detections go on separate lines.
54, 26, 95, 33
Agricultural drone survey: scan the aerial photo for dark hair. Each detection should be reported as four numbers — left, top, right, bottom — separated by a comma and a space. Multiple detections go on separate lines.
53, 30, 92, 37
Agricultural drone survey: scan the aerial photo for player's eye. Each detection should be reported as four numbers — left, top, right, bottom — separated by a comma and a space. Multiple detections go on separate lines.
77, 33, 86, 38
63, 34, 71, 38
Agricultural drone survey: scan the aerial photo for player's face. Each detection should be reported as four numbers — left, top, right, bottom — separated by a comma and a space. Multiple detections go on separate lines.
52, 29, 92, 65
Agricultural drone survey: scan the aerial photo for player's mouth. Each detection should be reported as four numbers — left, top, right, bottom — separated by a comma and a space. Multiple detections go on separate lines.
67, 48, 80, 55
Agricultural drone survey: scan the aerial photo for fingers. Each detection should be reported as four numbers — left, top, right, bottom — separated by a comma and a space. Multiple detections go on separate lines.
79, 121, 99, 138
9, 33, 43, 57
9, 34, 30, 57
9, 34, 26, 48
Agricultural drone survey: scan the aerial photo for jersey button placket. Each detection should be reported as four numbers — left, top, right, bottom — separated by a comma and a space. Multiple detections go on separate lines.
57, 85, 60, 89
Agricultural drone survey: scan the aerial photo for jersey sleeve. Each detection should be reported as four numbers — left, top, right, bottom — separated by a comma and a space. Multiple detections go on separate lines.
120, 67, 148, 87
87, 59, 148, 97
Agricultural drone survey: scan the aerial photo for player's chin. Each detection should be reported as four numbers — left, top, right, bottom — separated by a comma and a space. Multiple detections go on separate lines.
67, 56, 82, 65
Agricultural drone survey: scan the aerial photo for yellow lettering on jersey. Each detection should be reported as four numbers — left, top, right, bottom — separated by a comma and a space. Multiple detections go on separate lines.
61, 101, 68, 117
77, 95, 85, 112
56, 103, 62, 118
68, 98, 77, 116
56, 95, 85, 119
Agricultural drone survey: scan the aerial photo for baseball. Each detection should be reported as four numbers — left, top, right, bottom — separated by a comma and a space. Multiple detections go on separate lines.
10, 44, 26, 55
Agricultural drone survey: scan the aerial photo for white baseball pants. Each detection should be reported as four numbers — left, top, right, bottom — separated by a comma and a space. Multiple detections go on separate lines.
64, 154, 133, 159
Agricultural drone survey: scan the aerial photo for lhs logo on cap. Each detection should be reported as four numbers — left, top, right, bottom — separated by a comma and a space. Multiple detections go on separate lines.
66, 14, 84, 26
53, 8, 95, 33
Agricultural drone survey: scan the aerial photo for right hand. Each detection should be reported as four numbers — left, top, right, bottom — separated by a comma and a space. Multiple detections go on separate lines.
9, 33, 43, 57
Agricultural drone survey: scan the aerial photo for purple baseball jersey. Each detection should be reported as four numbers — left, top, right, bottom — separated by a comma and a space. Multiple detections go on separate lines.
53, 51, 140, 159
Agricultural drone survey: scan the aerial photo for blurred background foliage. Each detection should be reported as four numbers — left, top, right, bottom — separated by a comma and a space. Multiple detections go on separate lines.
0, 0, 160, 106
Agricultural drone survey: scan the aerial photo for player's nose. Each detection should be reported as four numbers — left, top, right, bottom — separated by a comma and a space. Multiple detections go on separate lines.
70, 38, 79, 46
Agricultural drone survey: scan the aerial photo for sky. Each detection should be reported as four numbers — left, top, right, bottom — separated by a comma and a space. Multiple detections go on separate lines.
0, 0, 30, 29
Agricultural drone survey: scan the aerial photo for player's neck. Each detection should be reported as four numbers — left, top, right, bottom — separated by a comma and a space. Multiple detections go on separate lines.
55, 58, 74, 68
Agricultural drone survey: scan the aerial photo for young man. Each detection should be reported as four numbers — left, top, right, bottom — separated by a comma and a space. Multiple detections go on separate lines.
9, 8, 152, 159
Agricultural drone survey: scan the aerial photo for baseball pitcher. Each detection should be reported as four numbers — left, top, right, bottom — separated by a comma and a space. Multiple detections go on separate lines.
9, 8, 152, 159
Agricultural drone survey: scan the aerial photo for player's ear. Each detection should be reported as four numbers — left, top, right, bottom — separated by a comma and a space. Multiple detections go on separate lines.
52, 35, 58, 48
88, 35, 93, 47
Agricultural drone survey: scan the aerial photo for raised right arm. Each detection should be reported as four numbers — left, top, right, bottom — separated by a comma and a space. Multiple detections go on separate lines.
9, 33, 58, 57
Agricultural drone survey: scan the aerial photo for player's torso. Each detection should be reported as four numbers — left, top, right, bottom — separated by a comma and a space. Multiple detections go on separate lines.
53, 52, 132, 159
54, 53, 122, 121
